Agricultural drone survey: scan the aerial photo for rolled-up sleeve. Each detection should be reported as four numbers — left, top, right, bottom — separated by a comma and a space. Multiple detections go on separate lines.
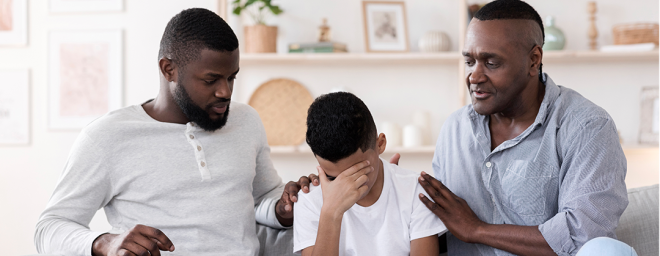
539, 116, 628, 256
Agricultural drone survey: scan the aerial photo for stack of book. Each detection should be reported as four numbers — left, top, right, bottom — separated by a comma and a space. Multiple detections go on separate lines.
288, 42, 348, 53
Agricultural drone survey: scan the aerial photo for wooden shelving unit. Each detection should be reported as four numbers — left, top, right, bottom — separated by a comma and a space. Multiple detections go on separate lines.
269, 145, 436, 155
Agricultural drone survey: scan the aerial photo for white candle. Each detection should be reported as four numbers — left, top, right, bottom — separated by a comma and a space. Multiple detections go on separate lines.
380, 122, 402, 147
403, 125, 423, 148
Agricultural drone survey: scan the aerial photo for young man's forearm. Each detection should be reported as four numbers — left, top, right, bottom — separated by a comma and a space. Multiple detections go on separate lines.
305, 207, 344, 256
473, 224, 555, 256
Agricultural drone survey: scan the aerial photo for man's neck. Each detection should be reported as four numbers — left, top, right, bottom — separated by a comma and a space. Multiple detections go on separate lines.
142, 88, 190, 124
488, 79, 545, 150
356, 158, 385, 207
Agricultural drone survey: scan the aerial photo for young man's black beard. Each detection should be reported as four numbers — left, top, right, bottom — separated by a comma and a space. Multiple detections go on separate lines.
173, 82, 230, 132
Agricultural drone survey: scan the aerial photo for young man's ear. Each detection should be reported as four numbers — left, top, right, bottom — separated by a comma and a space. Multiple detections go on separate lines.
159, 57, 177, 82
376, 133, 387, 154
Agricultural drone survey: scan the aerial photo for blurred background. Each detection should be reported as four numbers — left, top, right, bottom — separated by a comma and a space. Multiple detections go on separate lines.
0, 0, 657, 255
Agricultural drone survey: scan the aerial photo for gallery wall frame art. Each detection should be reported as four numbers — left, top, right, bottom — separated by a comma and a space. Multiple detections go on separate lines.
50, 0, 123, 13
0, 69, 30, 145
0, 0, 28, 46
49, 30, 123, 130
639, 86, 659, 145
362, 1, 409, 52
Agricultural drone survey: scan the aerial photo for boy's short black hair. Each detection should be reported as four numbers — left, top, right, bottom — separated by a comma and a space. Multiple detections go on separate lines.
158, 8, 238, 69
306, 92, 378, 163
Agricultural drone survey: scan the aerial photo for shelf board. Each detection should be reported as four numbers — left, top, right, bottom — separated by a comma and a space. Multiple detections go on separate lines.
240, 52, 462, 65
543, 50, 658, 62
240, 50, 657, 65
269, 145, 436, 155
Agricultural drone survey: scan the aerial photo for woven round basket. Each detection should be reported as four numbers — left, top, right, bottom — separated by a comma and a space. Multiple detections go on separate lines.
248, 79, 314, 146
613, 23, 659, 45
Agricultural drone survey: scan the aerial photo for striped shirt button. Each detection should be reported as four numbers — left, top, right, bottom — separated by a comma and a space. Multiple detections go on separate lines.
485, 162, 492, 168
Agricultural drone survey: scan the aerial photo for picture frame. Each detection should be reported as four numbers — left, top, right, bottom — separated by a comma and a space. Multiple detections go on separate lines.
362, 1, 409, 52
49, 30, 123, 130
49, 0, 123, 13
0, 69, 29, 145
0, 0, 28, 46
639, 86, 659, 145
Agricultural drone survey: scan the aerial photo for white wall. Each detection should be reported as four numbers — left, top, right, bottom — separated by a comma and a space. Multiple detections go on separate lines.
0, 1, 657, 255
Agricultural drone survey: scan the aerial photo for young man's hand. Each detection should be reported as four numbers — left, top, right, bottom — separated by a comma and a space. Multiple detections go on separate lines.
276, 173, 320, 226
318, 160, 373, 217
92, 224, 174, 256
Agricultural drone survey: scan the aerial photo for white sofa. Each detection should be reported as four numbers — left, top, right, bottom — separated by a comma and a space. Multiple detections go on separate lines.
256, 184, 660, 256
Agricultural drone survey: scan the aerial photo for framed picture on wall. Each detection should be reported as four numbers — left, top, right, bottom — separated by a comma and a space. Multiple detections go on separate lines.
49, 0, 123, 13
639, 86, 659, 145
0, 0, 28, 46
48, 30, 123, 129
362, 1, 409, 52
0, 69, 29, 145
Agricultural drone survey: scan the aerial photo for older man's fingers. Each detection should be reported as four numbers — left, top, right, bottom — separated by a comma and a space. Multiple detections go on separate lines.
285, 181, 300, 203
420, 171, 455, 198
419, 193, 446, 218
308, 173, 320, 186
297, 176, 311, 193
418, 175, 449, 207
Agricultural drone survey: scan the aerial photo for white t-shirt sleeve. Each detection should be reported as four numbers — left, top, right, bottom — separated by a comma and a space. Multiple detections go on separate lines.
293, 187, 321, 254
409, 183, 448, 240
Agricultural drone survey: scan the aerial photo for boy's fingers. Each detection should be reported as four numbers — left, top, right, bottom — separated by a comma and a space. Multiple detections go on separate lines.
342, 160, 371, 176
348, 165, 373, 181
354, 175, 369, 188
317, 166, 329, 183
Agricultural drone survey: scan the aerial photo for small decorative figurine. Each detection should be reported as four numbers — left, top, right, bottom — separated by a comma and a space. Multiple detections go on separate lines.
318, 18, 331, 42
588, 2, 598, 50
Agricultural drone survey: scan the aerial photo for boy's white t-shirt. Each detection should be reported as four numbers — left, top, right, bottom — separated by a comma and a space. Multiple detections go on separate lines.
293, 159, 448, 255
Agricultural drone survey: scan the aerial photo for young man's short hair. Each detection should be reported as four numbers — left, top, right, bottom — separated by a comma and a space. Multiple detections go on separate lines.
158, 8, 238, 69
306, 92, 377, 163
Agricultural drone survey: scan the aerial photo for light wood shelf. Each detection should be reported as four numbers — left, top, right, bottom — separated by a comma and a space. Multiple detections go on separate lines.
269, 145, 436, 155
240, 52, 461, 65
240, 50, 657, 65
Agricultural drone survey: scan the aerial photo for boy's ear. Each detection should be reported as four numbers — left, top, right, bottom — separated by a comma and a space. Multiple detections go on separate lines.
376, 133, 387, 154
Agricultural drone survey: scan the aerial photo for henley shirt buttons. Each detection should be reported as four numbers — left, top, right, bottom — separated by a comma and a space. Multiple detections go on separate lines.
201, 161, 206, 167
485, 162, 492, 168
189, 135, 194, 139
197, 146, 202, 151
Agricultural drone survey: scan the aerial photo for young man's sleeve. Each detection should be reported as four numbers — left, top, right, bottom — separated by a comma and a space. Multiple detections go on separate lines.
292, 189, 321, 254
410, 183, 448, 240
34, 132, 113, 255
252, 109, 287, 229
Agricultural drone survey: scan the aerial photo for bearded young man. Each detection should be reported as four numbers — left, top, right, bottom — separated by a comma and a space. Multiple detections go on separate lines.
414, 1, 636, 256
34, 8, 339, 256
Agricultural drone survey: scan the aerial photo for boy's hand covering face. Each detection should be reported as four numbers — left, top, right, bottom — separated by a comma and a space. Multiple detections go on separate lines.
318, 160, 373, 215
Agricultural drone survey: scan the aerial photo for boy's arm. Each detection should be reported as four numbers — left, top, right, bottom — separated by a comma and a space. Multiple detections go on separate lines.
410, 235, 440, 256
301, 209, 343, 256
302, 162, 373, 256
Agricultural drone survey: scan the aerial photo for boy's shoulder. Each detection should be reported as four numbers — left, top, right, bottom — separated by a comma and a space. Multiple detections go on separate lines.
383, 160, 422, 188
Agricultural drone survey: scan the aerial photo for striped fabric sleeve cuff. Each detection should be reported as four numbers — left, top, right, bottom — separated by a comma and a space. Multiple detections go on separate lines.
539, 211, 576, 256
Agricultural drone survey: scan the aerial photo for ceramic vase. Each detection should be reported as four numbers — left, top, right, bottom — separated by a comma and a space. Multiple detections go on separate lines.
418, 31, 450, 52
543, 16, 566, 51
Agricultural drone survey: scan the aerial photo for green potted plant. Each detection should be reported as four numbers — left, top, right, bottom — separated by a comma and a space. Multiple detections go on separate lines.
232, 0, 283, 53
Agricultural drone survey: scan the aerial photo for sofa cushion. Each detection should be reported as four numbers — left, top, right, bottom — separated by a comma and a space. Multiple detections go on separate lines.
256, 224, 296, 256
615, 184, 659, 256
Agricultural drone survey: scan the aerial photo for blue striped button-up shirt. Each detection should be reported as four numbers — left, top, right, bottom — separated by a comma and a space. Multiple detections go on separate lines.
433, 74, 628, 256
